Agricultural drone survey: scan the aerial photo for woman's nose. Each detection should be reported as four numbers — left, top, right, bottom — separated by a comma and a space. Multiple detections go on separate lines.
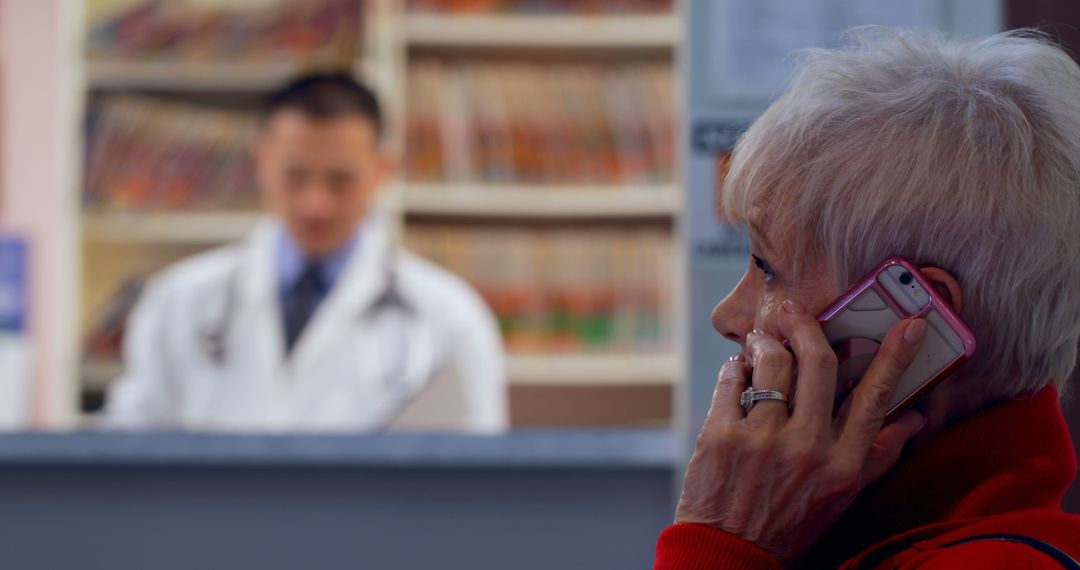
711, 294, 753, 344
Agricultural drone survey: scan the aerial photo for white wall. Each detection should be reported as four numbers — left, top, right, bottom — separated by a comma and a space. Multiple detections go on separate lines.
0, 0, 81, 428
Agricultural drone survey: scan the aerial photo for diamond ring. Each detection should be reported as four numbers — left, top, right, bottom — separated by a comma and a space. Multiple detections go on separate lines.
740, 387, 790, 413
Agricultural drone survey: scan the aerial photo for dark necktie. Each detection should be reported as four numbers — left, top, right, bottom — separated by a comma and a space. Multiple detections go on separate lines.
282, 262, 327, 354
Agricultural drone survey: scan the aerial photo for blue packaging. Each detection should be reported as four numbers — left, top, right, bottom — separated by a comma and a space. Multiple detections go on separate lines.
0, 236, 27, 334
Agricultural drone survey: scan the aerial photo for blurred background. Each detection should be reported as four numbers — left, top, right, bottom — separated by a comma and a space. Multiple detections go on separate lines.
52, 0, 681, 428
0, 1, 1077, 568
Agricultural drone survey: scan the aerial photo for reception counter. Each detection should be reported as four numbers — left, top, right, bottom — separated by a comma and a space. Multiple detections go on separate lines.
0, 430, 677, 570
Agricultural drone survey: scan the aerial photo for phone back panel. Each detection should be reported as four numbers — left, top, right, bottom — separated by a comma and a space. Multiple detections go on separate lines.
818, 259, 975, 416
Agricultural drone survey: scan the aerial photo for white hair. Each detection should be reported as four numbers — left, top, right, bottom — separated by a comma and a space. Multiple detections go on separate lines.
720, 28, 1080, 399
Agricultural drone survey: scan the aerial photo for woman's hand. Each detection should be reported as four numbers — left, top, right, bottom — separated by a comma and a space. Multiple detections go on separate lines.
674, 298, 929, 564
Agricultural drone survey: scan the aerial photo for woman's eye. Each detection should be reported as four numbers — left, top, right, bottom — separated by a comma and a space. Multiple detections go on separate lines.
752, 255, 776, 280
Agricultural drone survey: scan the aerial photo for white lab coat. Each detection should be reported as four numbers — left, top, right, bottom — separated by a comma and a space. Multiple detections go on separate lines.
105, 214, 507, 432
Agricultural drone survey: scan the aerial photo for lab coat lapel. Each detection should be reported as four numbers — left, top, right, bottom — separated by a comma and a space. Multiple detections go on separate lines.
208, 218, 290, 426
238, 219, 289, 363
237, 218, 286, 348
287, 214, 390, 379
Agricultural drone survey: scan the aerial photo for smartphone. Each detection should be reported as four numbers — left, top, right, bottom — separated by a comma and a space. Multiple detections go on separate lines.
816, 257, 976, 422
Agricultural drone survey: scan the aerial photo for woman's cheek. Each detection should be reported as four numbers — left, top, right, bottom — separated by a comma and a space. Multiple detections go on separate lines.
755, 290, 786, 333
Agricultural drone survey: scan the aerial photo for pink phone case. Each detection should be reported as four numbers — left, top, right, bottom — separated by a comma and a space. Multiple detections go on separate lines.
816, 257, 976, 422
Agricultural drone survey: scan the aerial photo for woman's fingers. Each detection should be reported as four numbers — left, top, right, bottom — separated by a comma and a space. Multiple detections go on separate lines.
837, 318, 927, 459
859, 409, 927, 485
707, 355, 749, 425
775, 300, 838, 434
746, 330, 793, 428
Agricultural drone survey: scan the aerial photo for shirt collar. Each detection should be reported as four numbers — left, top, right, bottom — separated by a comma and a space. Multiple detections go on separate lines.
277, 224, 362, 294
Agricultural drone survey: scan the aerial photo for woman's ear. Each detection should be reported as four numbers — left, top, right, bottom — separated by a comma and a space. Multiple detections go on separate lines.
919, 267, 962, 313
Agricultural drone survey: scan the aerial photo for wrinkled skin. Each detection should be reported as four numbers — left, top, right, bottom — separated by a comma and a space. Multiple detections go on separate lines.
674, 246, 943, 564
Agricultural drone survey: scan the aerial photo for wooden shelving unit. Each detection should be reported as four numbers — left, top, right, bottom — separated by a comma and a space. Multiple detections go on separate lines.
87, 61, 317, 91
72, 0, 683, 426
82, 211, 263, 244
86, 60, 386, 93
402, 184, 681, 218
81, 184, 681, 243
507, 353, 679, 387
403, 13, 680, 49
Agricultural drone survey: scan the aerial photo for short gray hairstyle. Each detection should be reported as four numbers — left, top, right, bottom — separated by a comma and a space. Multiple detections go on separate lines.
720, 28, 1080, 399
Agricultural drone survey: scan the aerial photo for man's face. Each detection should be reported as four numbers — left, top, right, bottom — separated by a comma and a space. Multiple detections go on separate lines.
255, 110, 385, 258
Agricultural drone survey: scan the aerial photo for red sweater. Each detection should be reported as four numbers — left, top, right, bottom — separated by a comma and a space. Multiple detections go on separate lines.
655, 386, 1080, 569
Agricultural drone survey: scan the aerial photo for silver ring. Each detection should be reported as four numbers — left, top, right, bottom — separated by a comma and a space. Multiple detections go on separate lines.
741, 387, 789, 413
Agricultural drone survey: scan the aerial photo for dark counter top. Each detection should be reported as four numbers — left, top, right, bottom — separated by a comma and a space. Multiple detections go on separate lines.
0, 429, 677, 469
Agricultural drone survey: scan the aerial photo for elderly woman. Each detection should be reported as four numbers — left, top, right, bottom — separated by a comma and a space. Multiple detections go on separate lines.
656, 29, 1080, 568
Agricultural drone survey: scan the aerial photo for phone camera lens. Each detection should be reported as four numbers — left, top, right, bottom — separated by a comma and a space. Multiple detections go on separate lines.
899, 272, 913, 285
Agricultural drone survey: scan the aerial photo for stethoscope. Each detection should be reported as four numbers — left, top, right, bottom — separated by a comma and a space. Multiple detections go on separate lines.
198, 242, 435, 401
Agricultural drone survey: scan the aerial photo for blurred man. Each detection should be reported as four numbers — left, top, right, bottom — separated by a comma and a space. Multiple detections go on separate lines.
106, 74, 506, 432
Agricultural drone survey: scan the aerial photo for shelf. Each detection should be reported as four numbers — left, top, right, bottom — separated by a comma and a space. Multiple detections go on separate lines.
82, 211, 262, 243
86, 60, 375, 92
81, 353, 678, 392
403, 14, 680, 49
507, 353, 678, 386
402, 184, 681, 218
80, 187, 679, 240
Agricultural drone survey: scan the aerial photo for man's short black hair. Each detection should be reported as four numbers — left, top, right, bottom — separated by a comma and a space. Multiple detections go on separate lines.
262, 72, 383, 138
